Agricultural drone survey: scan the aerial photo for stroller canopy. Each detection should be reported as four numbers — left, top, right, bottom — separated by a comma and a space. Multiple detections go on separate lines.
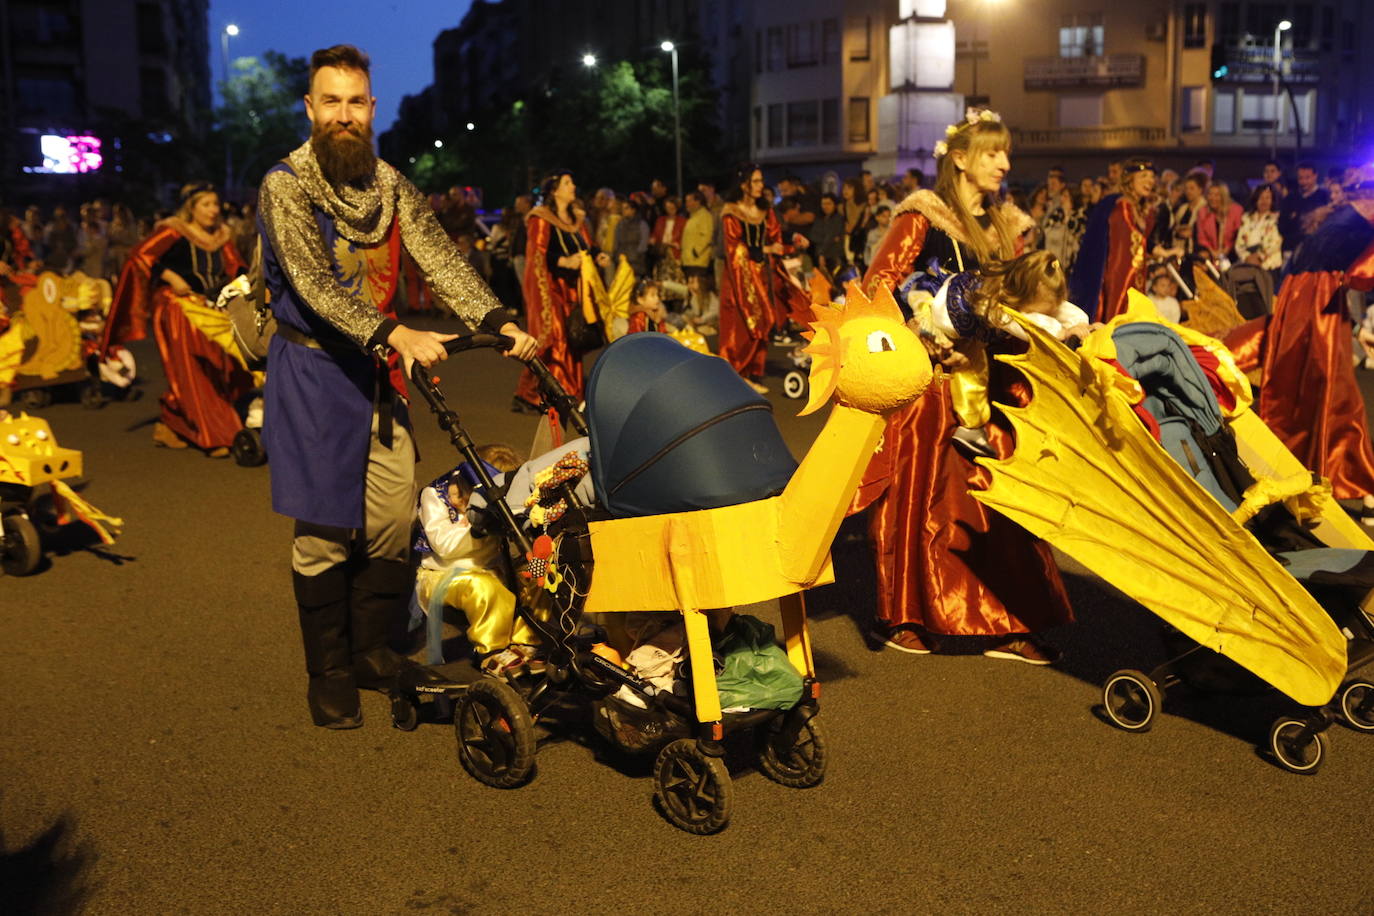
586, 333, 797, 518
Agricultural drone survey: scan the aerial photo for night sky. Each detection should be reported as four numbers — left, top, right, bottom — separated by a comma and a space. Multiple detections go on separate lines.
211, 0, 473, 132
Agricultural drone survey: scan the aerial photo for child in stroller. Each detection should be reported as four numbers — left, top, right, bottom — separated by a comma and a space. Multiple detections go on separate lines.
393, 284, 934, 832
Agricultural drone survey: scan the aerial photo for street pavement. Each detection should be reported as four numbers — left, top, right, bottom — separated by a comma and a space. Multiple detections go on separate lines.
3, 316, 1373, 915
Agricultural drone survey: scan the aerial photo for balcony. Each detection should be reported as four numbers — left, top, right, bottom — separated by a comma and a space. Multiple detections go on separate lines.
1010, 126, 1167, 148
1216, 44, 1320, 85
1024, 54, 1145, 90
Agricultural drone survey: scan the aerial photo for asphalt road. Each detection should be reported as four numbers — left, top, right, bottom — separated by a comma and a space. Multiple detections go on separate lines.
3, 317, 1373, 915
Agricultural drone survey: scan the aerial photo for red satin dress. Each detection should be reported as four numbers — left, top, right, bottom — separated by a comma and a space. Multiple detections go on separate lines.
1098, 196, 1155, 324
719, 207, 811, 379
855, 209, 1073, 637
104, 226, 253, 450
515, 209, 591, 406
1233, 212, 1374, 499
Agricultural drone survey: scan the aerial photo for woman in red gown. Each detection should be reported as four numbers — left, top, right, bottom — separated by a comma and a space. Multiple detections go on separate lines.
513, 170, 609, 410
1096, 159, 1159, 323
857, 112, 1073, 663
1226, 193, 1374, 513
103, 183, 253, 456
718, 164, 809, 394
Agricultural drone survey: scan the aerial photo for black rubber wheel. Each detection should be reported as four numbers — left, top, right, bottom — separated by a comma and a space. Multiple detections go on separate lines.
391, 694, 420, 732
80, 383, 105, 409
1102, 669, 1161, 732
454, 677, 535, 788
758, 717, 827, 788
17, 388, 50, 410
1, 514, 42, 577
1338, 681, 1374, 733
1268, 717, 1326, 774
653, 738, 733, 835
782, 370, 808, 400
231, 428, 267, 467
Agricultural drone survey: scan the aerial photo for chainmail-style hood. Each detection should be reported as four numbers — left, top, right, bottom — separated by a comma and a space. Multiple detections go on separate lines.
285, 141, 400, 246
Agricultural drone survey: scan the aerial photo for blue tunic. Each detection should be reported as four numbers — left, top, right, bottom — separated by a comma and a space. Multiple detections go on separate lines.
259, 162, 408, 529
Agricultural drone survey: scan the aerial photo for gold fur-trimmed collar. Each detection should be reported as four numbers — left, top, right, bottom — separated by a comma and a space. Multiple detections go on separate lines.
720, 201, 767, 224
158, 217, 232, 252
527, 205, 585, 233
892, 188, 1033, 249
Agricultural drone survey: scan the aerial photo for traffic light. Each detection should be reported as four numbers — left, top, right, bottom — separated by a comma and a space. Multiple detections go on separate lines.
1210, 43, 1229, 81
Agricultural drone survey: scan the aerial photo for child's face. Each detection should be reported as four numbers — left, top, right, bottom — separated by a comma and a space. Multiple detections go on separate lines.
636, 287, 665, 318
446, 481, 471, 511
1151, 276, 1176, 297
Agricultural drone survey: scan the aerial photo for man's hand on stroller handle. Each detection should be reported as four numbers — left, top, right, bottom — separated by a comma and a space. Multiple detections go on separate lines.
498, 323, 539, 361
388, 324, 459, 375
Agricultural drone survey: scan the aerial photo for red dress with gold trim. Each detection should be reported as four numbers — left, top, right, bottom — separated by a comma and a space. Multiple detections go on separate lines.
1098, 195, 1155, 324
856, 190, 1073, 638
515, 208, 592, 405
104, 223, 253, 450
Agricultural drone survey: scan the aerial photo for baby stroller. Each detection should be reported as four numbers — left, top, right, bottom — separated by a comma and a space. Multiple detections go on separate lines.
973, 292, 1374, 773
393, 286, 933, 831
393, 334, 824, 834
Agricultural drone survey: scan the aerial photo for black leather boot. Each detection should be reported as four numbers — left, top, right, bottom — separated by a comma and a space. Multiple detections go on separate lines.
294, 566, 362, 729
349, 557, 416, 690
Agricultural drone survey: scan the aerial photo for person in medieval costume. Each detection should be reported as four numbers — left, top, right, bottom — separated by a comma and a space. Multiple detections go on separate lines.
257, 45, 536, 729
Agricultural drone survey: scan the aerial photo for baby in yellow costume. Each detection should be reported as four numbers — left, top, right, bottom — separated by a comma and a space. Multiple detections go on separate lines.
412, 444, 542, 675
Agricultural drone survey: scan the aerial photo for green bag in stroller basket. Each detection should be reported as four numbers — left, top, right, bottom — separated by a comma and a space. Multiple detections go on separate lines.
715, 614, 804, 711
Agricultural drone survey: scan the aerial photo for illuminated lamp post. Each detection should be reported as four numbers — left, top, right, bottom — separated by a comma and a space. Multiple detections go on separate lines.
1271, 19, 1291, 161
661, 40, 682, 199
221, 23, 239, 196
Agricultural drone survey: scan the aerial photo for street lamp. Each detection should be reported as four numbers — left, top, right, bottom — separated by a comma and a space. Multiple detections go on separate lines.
581, 53, 597, 68
220, 23, 239, 196
1271, 19, 1291, 161
661, 40, 682, 198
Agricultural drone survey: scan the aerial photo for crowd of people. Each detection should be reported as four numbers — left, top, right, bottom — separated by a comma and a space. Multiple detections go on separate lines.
5, 49, 1374, 719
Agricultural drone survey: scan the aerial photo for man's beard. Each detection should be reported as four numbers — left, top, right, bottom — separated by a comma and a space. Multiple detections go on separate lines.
311, 122, 377, 187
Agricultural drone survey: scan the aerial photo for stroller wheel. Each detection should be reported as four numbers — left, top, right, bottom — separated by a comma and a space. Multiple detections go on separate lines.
390, 694, 420, 732
1, 514, 42, 577
1338, 681, 1374, 732
757, 717, 827, 788
654, 739, 733, 835
80, 383, 105, 410
1102, 670, 1161, 732
231, 428, 267, 467
1268, 717, 1326, 774
454, 678, 535, 788
17, 388, 50, 410
782, 370, 808, 400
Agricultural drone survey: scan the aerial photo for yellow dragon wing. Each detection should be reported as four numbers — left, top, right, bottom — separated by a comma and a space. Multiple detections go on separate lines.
973, 314, 1346, 706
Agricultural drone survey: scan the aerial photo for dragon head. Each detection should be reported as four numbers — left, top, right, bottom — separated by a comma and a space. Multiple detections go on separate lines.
799, 281, 932, 416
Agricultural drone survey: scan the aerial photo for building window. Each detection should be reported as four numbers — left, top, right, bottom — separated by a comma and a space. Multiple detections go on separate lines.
1182, 4, 1207, 49
1180, 86, 1205, 132
16, 71, 79, 117
1057, 95, 1103, 128
1239, 91, 1279, 132
787, 100, 819, 146
140, 66, 170, 118
136, 2, 167, 55
821, 98, 839, 144
767, 103, 784, 147
1059, 13, 1104, 58
1218, 3, 1241, 43
1246, 4, 1286, 40
822, 19, 840, 65
755, 29, 763, 74
753, 106, 762, 151
766, 27, 784, 71
1213, 90, 1235, 134
849, 15, 871, 61
848, 97, 870, 143
787, 22, 818, 68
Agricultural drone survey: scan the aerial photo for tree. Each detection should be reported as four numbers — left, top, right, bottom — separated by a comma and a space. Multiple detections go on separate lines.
212, 51, 311, 194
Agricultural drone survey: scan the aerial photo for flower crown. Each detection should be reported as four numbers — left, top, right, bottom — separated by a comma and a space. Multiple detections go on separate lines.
932, 108, 1003, 159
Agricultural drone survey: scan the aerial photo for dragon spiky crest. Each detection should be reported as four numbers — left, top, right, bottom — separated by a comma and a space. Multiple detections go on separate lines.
800, 281, 905, 416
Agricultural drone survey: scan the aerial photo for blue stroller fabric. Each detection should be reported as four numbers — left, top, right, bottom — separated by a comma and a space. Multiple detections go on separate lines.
1111, 322, 1374, 589
586, 334, 798, 518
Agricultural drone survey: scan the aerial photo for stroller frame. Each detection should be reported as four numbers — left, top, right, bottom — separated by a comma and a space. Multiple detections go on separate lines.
392, 334, 824, 833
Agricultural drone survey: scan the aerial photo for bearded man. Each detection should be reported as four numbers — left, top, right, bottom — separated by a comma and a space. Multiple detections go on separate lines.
258, 44, 536, 729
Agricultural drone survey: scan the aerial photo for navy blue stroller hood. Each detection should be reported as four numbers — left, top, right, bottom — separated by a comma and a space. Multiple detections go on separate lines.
586, 333, 798, 518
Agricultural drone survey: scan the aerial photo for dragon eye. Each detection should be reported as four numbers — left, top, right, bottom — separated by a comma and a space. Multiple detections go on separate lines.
867, 330, 895, 353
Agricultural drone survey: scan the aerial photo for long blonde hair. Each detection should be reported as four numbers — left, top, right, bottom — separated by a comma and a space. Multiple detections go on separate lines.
969, 251, 1067, 329
934, 119, 1016, 265
175, 183, 220, 225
